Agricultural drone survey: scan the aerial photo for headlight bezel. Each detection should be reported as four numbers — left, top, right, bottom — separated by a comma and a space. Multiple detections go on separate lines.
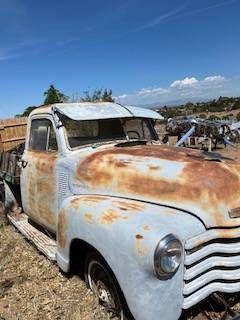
154, 234, 183, 280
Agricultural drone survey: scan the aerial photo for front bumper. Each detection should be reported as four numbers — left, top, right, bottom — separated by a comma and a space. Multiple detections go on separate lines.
183, 226, 240, 309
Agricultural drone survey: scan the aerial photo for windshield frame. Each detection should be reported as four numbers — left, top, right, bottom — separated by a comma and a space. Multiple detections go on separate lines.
58, 116, 159, 151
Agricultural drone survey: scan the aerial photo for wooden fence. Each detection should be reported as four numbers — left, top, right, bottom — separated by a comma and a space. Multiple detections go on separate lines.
0, 117, 28, 152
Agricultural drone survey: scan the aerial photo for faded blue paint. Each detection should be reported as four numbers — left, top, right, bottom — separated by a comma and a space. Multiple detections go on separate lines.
53, 102, 163, 120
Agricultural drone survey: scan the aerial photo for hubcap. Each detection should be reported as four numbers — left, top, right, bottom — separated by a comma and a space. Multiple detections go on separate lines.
88, 260, 123, 318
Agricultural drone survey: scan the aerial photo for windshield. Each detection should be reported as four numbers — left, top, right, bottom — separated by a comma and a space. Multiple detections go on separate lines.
59, 115, 158, 148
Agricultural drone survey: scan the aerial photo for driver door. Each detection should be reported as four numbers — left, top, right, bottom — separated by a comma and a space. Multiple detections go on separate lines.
20, 117, 58, 233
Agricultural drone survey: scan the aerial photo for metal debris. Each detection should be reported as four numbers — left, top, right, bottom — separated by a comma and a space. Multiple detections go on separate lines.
165, 117, 240, 149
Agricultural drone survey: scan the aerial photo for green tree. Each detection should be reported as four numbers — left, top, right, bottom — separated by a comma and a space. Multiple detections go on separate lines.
44, 85, 69, 105
102, 89, 114, 102
15, 106, 37, 117
80, 88, 114, 102
236, 112, 240, 121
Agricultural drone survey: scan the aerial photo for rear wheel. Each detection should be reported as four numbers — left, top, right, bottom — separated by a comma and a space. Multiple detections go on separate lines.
84, 252, 131, 320
0, 182, 5, 214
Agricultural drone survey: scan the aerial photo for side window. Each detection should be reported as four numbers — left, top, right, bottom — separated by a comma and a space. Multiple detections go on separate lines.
142, 120, 152, 140
29, 119, 58, 152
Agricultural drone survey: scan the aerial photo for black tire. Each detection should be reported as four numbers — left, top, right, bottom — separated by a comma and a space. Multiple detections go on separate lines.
0, 201, 4, 217
0, 183, 7, 225
84, 251, 133, 320
0, 182, 5, 214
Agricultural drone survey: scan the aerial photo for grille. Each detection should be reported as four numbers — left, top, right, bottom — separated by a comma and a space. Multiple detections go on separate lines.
183, 227, 240, 309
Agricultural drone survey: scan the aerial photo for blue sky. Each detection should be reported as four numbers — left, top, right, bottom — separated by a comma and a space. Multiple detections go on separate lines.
0, 0, 240, 118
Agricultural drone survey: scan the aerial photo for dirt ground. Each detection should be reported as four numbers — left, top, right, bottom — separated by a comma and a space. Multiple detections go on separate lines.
1, 144, 240, 320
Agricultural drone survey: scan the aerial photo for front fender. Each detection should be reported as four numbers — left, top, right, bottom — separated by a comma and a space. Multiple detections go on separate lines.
57, 195, 205, 320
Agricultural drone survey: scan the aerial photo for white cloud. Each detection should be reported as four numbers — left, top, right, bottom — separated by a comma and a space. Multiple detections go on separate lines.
115, 75, 240, 106
204, 75, 225, 82
137, 87, 168, 96
170, 77, 198, 88
116, 94, 128, 99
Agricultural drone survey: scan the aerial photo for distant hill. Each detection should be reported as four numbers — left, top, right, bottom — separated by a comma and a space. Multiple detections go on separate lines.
153, 96, 240, 120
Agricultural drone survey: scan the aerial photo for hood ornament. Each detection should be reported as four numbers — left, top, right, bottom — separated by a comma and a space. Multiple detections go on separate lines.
229, 207, 240, 219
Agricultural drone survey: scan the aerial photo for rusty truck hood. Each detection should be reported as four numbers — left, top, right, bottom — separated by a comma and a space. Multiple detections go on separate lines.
72, 144, 240, 228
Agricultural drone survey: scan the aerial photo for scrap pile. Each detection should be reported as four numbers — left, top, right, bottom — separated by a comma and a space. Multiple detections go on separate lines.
165, 117, 240, 148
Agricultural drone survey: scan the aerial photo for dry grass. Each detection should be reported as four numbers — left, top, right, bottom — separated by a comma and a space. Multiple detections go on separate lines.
0, 214, 111, 320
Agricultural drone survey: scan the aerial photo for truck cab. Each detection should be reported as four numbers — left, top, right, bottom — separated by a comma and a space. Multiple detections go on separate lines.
20, 102, 161, 234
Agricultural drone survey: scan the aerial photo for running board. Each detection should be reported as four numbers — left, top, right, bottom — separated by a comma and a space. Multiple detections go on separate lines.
7, 212, 57, 261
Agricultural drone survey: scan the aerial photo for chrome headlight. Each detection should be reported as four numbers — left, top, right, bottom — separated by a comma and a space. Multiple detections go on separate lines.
154, 234, 183, 279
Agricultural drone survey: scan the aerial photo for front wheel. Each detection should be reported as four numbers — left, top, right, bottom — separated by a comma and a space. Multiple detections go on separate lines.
84, 252, 132, 320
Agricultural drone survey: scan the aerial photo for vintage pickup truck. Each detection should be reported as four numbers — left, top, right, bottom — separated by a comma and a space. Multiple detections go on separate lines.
1, 102, 240, 320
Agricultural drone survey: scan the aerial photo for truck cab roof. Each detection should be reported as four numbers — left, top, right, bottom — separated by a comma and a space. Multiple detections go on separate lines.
30, 102, 163, 121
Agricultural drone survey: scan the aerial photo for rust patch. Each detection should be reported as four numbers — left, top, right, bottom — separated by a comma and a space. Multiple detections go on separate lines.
149, 165, 160, 170
100, 209, 128, 225
117, 161, 240, 226
75, 145, 194, 187
70, 197, 81, 210
229, 207, 240, 218
83, 195, 109, 203
84, 213, 93, 224
135, 235, 148, 257
38, 203, 55, 225
77, 145, 202, 167
70, 195, 109, 210
26, 151, 57, 229
143, 225, 150, 231
74, 143, 240, 227
164, 209, 177, 215
31, 151, 57, 174
58, 209, 67, 248
114, 200, 145, 212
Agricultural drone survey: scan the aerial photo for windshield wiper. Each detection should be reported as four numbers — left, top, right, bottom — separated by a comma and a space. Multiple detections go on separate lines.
115, 140, 148, 147
91, 139, 129, 148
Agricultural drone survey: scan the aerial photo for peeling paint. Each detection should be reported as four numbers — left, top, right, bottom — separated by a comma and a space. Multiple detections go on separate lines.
100, 209, 128, 225
58, 209, 67, 248
74, 144, 240, 228
84, 213, 93, 224
143, 225, 150, 231
24, 151, 57, 230
135, 234, 148, 257
113, 200, 145, 212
